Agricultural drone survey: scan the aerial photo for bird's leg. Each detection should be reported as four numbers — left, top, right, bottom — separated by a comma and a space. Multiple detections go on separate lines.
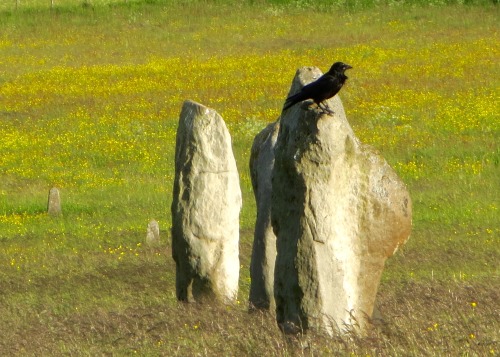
319, 102, 335, 115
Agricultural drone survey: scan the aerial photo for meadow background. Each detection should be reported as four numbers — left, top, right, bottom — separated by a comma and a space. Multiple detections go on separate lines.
0, 0, 499, 355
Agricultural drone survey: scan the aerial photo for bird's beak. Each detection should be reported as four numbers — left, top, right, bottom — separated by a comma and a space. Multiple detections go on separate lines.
345, 64, 353, 70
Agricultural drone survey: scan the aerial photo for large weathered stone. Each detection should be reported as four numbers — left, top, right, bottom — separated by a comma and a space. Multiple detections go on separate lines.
249, 120, 280, 310
272, 67, 412, 335
171, 100, 242, 304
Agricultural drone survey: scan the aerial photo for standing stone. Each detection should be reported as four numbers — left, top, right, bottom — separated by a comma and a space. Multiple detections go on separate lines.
272, 67, 412, 335
146, 219, 160, 246
47, 187, 62, 217
249, 121, 280, 310
171, 100, 242, 304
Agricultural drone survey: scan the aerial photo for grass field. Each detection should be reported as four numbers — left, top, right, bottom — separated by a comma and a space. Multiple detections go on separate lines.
0, 0, 499, 355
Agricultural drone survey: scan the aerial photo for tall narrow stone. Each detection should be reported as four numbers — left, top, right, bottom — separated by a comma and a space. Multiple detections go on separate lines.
47, 187, 62, 217
171, 100, 241, 304
272, 67, 412, 335
249, 121, 280, 310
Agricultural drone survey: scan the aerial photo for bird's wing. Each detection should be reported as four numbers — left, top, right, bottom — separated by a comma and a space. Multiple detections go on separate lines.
284, 88, 308, 106
283, 74, 340, 110
301, 75, 338, 102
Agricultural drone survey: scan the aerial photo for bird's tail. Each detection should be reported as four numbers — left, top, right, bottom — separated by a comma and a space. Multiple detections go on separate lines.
282, 100, 294, 111
282, 92, 302, 111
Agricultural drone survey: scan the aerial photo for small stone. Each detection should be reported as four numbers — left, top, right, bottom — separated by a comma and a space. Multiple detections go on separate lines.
47, 187, 62, 217
146, 219, 160, 246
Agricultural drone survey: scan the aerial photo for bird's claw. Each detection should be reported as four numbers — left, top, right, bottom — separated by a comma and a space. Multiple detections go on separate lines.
319, 103, 335, 115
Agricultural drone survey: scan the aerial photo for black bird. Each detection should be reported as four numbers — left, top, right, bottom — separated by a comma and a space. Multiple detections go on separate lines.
283, 62, 352, 114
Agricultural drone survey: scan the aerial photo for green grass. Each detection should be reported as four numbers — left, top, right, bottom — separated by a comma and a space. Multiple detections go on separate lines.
0, 0, 499, 355
1, 0, 497, 14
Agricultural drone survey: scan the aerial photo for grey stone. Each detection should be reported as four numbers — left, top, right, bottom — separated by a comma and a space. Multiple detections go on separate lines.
146, 219, 160, 246
272, 67, 412, 335
249, 120, 280, 310
47, 187, 62, 217
171, 100, 241, 304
